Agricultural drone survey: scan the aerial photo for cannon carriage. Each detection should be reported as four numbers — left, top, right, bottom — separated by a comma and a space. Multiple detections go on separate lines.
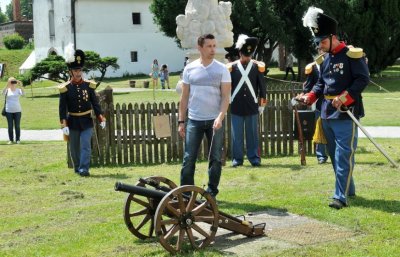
115, 176, 265, 254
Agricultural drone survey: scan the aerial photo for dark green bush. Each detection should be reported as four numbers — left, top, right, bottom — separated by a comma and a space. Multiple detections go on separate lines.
3, 33, 25, 50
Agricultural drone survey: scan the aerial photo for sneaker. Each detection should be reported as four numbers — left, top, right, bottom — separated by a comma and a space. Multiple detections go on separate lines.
251, 162, 261, 167
7, 141, 13, 145
328, 199, 347, 209
318, 159, 327, 164
16, 141, 20, 144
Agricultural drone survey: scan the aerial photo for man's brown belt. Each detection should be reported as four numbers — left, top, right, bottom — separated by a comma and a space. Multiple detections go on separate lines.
69, 110, 92, 116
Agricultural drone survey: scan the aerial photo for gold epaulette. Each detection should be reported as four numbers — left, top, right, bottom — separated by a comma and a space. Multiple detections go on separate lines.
346, 47, 364, 59
58, 81, 69, 93
305, 62, 316, 75
85, 79, 97, 89
253, 60, 266, 73
315, 54, 325, 65
226, 62, 234, 72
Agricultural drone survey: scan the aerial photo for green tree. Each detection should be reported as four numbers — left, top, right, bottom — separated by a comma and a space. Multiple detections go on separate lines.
84, 51, 120, 88
4, 0, 32, 21
29, 51, 119, 87
0, 7, 8, 23
150, 0, 187, 40
318, 0, 400, 74
5, 3, 12, 21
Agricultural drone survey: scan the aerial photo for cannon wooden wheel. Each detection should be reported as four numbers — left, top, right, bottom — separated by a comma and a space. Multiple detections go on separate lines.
123, 176, 177, 240
154, 185, 219, 254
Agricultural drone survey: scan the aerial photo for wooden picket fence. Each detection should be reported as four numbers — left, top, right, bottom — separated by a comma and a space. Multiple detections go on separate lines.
84, 80, 315, 166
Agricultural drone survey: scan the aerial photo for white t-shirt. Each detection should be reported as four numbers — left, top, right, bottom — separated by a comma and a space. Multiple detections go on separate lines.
182, 59, 231, 120
3, 88, 24, 113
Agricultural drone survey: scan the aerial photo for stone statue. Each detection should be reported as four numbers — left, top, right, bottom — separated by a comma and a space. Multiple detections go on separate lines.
176, 0, 233, 62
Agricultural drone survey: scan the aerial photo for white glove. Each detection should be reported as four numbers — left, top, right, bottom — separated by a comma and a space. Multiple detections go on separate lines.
62, 127, 70, 136
100, 121, 106, 129
258, 106, 265, 115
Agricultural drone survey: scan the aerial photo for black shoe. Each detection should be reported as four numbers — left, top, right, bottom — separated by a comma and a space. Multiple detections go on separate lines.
348, 194, 356, 198
328, 199, 347, 209
251, 162, 261, 167
232, 162, 243, 168
79, 170, 90, 177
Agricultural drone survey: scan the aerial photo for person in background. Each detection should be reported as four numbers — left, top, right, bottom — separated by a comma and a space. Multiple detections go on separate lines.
59, 44, 106, 177
228, 34, 267, 167
178, 34, 231, 201
300, 7, 369, 209
151, 59, 159, 89
303, 49, 328, 164
284, 52, 295, 81
2, 77, 24, 144
160, 64, 170, 89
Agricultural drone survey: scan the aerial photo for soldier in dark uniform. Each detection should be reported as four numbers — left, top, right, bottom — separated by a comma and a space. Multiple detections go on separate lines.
228, 35, 267, 167
299, 7, 370, 209
303, 51, 328, 164
59, 45, 106, 177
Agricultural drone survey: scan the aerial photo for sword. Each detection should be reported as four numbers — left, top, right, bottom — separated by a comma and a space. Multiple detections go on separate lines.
340, 107, 399, 168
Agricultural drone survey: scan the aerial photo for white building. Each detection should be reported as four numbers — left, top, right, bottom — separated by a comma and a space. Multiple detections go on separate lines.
26, 0, 186, 77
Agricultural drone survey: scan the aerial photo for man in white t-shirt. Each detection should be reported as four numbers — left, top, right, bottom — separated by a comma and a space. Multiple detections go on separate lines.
178, 34, 231, 200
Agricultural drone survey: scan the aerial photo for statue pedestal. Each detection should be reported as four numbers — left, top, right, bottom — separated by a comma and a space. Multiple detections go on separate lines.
186, 48, 227, 64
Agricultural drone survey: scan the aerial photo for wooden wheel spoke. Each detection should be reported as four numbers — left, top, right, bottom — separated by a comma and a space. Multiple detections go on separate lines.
191, 223, 210, 238
129, 208, 148, 217
194, 215, 215, 223
185, 228, 199, 249
136, 214, 151, 231
166, 201, 180, 217
177, 193, 186, 213
176, 227, 185, 251
131, 196, 150, 208
192, 201, 208, 216
186, 191, 198, 212
164, 224, 180, 241
160, 218, 179, 226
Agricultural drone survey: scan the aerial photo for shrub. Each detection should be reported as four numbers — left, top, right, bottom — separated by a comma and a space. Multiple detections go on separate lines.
3, 33, 25, 50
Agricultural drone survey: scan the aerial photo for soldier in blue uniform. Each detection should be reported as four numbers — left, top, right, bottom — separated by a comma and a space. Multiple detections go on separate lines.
227, 35, 267, 167
299, 7, 369, 209
59, 45, 106, 176
303, 52, 328, 164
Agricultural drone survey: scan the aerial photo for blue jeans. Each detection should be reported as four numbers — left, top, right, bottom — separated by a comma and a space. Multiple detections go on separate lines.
315, 111, 328, 161
5, 112, 21, 142
180, 119, 224, 196
231, 114, 260, 165
69, 127, 93, 173
322, 119, 357, 204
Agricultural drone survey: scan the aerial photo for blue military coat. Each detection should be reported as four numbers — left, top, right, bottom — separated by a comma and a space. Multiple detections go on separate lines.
59, 80, 103, 130
312, 43, 369, 119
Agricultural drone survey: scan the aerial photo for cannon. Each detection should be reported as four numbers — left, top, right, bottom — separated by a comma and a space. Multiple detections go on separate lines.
115, 176, 265, 254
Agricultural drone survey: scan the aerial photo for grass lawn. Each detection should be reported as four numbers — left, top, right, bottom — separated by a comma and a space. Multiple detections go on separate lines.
0, 138, 399, 256
0, 66, 399, 130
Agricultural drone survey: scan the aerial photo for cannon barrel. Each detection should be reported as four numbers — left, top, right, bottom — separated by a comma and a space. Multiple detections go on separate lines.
115, 182, 167, 199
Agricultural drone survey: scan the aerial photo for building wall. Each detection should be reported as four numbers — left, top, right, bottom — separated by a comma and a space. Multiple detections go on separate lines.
0, 21, 33, 47
33, 0, 186, 77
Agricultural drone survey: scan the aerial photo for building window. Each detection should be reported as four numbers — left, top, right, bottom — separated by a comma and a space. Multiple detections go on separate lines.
49, 10, 55, 38
132, 13, 141, 25
130, 51, 138, 62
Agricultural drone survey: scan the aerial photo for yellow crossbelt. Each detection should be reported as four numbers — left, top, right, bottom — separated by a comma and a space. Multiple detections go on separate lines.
69, 110, 92, 116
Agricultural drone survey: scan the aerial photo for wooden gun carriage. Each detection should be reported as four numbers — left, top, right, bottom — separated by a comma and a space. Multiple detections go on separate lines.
115, 176, 265, 254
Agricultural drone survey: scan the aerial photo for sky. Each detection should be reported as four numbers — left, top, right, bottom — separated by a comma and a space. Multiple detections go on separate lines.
0, 0, 11, 13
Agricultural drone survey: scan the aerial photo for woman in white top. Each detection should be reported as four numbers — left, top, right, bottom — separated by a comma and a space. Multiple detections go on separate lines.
2, 77, 24, 144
